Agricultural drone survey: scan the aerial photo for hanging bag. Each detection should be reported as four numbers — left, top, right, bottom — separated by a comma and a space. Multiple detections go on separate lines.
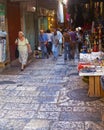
15, 45, 19, 58
15, 38, 19, 58
27, 43, 32, 53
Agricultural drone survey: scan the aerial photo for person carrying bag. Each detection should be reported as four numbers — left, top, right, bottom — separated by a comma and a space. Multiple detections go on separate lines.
15, 31, 32, 71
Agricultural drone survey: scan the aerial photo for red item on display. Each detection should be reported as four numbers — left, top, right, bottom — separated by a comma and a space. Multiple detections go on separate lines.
93, 44, 99, 52
78, 62, 91, 71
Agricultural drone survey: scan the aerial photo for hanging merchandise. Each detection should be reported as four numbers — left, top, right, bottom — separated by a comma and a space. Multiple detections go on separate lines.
0, 39, 6, 62
100, 2, 103, 16
0, 31, 7, 62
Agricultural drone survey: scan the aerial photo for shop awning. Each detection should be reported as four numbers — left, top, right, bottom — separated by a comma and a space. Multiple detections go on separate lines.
10, 0, 58, 10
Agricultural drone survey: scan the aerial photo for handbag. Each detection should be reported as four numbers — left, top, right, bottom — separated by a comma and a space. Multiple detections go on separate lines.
15, 45, 19, 58
27, 43, 32, 53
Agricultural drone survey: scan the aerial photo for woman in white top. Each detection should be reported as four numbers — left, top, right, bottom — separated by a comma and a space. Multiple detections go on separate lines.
15, 31, 30, 71
46, 29, 53, 55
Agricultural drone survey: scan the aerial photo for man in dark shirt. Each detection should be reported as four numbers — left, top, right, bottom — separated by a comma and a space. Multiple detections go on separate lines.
63, 30, 71, 61
68, 28, 77, 59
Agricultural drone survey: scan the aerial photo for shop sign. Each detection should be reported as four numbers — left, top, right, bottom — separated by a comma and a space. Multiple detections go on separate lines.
0, 4, 5, 16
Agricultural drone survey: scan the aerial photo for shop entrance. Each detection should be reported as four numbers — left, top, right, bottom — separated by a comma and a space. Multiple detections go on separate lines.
25, 12, 35, 51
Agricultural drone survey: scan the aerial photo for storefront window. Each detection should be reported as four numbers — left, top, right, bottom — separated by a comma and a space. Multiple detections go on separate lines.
0, 4, 5, 31
0, 3, 7, 62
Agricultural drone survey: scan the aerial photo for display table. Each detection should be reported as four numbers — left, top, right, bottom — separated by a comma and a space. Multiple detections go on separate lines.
79, 72, 104, 97
78, 52, 104, 97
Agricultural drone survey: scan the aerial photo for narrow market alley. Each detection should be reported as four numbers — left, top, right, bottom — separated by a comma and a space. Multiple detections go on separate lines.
0, 55, 104, 130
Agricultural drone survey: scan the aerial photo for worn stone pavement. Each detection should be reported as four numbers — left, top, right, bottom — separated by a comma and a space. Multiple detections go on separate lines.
0, 55, 104, 130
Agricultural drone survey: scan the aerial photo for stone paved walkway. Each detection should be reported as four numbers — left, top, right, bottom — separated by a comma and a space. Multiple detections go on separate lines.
0, 55, 104, 130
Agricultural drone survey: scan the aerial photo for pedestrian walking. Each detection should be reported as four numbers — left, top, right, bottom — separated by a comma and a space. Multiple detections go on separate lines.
46, 29, 53, 55
15, 31, 32, 71
52, 29, 59, 60
68, 28, 77, 59
57, 29, 63, 56
63, 29, 71, 61
39, 30, 49, 59
77, 29, 84, 53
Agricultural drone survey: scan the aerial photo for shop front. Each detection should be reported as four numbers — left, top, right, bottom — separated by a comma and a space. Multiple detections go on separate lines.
7, 1, 35, 61
77, 8, 104, 97
22, 2, 36, 51
0, 0, 10, 69
39, 8, 56, 31
48, 10, 56, 29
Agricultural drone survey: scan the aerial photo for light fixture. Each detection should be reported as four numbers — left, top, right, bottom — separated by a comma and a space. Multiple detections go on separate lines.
62, 0, 67, 5
32, 7, 36, 11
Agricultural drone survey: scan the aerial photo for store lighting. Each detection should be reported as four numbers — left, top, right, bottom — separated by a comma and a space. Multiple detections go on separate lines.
78, 27, 81, 30
62, 0, 67, 5
32, 7, 36, 11
51, 18, 54, 21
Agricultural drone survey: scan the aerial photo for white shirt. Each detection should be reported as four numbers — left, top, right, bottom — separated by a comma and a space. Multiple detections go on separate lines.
15, 38, 29, 52
57, 31, 63, 44
47, 33, 53, 42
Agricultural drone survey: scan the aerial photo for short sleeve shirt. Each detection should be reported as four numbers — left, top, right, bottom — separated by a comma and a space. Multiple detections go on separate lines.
15, 38, 29, 51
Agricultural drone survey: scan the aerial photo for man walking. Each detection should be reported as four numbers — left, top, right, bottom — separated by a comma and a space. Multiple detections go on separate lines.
39, 30, 49, 59
63, 29, 71, 61
57, 29, 63, 56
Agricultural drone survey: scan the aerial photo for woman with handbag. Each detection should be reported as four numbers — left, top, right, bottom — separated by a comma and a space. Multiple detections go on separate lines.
15, 31, 32, 71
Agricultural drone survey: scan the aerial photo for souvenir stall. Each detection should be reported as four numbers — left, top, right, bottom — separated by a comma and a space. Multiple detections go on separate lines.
76, 0, 104, 97
78, 51, 104, 97
80, 21, 104, 54
78, 17, 104, 96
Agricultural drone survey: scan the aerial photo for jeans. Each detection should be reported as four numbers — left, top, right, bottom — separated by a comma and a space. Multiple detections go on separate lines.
41, 43, 49, 58
64, 42, 71, 60
52, 44, 59, 59
58, 43, 63, 55
47, 42, 52, 55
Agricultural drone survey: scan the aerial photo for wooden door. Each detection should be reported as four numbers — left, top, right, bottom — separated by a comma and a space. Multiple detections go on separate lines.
7, 1, 21, 61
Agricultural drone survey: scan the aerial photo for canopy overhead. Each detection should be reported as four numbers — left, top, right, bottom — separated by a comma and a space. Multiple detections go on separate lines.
10, 0, 58, 10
